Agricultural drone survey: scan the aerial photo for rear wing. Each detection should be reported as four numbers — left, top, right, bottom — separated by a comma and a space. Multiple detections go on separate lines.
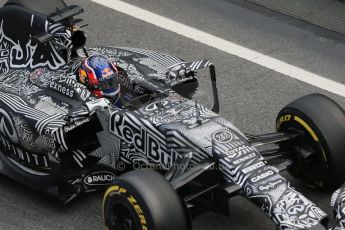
33, 5, 87, 45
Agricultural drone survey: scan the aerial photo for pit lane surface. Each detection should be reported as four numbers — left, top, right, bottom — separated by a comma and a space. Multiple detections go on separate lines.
0, 0, 345, 229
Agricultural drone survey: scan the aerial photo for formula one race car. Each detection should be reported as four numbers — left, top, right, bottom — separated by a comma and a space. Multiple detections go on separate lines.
0, 0, 345, 230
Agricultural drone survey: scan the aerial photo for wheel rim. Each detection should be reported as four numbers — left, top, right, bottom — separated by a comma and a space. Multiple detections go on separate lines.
282, 127, 329, 187
110, 203, 136, 230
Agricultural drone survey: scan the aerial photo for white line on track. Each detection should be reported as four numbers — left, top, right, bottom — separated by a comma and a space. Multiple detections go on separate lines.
91, 0, 345, 98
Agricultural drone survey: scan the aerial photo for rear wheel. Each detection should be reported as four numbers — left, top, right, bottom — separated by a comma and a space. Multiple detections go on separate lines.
103, 169, 191, 230
276, 94, 345, 189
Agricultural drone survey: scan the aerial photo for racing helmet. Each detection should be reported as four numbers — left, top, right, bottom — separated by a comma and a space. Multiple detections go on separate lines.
78, 55, 120, 100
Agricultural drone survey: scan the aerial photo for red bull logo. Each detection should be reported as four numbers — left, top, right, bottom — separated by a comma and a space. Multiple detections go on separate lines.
101, 67, 114, 79
102, 67, 111, 74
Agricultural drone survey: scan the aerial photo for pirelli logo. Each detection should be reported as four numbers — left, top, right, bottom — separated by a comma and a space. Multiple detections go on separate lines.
242, 161, 265, 174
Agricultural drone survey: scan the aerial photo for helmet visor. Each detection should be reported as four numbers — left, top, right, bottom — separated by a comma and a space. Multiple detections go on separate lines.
93, 74, 118, 91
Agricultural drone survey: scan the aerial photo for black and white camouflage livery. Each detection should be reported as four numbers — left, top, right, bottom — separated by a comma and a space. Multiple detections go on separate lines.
0, 1, 344, 229
331, 186, 345, 230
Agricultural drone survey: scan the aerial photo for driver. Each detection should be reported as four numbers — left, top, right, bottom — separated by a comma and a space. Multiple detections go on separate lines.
78, 54, 152, 108
78, 55, 122, 106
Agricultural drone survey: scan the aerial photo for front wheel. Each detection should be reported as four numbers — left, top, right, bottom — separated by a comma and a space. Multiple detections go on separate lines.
103, 169, 191, 230
276, 94, 345, 189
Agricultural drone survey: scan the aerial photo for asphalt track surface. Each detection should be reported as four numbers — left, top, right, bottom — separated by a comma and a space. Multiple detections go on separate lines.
0, 0, 345, 229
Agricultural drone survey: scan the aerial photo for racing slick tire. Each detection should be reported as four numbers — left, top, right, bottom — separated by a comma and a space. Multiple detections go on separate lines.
276, 94, 345, 189
103, 169, 191, 230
